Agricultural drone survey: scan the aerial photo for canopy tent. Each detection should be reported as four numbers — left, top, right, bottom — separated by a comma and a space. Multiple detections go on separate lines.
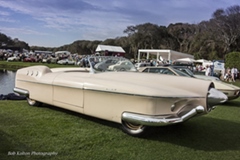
195, 59, 212, 63
174, 58, 196, 63
195, 59, 213, 68
96, 45, 125, 56
137, 49, 194, 63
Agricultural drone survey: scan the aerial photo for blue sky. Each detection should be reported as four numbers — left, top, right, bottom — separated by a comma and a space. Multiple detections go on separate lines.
0, 0, 239, 47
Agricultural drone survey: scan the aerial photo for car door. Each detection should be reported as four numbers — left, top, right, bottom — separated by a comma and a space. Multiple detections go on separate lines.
52, 73, 84, 112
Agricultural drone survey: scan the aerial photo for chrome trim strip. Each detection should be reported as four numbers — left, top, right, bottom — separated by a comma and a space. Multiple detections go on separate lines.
219, 89, 240, 92
84, 88, 204, 99
121, 106, 205, 126
13, 87, 29, 95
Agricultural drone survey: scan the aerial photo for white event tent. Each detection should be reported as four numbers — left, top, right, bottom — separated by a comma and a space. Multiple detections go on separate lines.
137, 49, 194, 63
96, 45, 125, 56
174, 58, 196, 63
195, 59, 213, 67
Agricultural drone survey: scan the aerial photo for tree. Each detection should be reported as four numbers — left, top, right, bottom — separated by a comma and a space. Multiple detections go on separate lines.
124, 23, 176, 59
14, 39, 30, 50
225, 52, 240, 69
210, 5, 240, 57
167, 23, 197, 53
0, 33, 14, 46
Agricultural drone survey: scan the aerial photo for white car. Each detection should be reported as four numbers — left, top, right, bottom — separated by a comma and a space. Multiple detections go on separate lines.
7, 56, 19, 62
134, 62, 151, 70
108, 60, 136, 71
57, 59, 75, 65
141, 66, 240, 101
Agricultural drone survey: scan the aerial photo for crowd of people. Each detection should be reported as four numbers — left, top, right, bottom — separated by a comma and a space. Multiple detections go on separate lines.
223, 67, 239, 82
204, 65, 239, 82
1, 49, 240, 82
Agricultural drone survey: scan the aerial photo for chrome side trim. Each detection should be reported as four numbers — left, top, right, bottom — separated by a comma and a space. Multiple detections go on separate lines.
121, 106, 205, 126
83, 88, 204, 99
13, 87, 29, 95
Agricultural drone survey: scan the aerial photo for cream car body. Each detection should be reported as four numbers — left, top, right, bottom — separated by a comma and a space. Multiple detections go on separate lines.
14, 56, 227, 136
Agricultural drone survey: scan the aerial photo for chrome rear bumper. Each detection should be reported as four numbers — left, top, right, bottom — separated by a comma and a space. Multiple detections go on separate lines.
122, 106, 205, 126
13, 87, 29, 96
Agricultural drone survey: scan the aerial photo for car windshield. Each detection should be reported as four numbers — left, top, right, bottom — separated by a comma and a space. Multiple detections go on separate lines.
171, 68, 192, 77
172, 67, 195, 77
88, 56, 137, 73
184, 68, 195, 76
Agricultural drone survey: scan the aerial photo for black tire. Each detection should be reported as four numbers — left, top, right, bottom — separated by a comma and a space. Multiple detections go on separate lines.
121, 120, 148, 137
27, 98, 41, 107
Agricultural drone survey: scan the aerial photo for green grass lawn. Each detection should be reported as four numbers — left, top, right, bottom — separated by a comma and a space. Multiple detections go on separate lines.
1, 62, 240, 160
0, 62, 240, 160
0, 97, 240, 160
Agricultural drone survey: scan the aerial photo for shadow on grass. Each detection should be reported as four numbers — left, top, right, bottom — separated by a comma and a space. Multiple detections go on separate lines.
40, 103, 121, 130
223, 99, 240, 107
147, 116, 240, 151
40, 104, 240, 152
0, 130, 31, 155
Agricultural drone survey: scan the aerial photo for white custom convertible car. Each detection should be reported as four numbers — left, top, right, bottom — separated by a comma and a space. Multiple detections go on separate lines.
14, 56, 227, 136
140, 66, 240, 101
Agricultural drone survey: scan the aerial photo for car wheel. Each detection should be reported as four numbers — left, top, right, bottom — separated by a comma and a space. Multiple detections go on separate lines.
121, 120, 148, 137
120, 68, 125, 71
27, 98, 41, 106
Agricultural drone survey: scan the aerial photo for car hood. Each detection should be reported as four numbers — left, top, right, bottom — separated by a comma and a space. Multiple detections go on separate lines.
194, 75, 220, 81
214, 80, 240, 91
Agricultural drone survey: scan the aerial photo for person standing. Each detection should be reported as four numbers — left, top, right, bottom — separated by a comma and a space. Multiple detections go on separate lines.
231, 67, 236, 82
231, 67, 239, 82
205, 65, 211, 76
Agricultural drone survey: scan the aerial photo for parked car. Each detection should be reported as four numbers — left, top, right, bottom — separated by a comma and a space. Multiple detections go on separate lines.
94, 57, 119, 71
23, 57, 36, 62
7, 56, 20, 62
14, 56, 227, 136
172, 66, 220, 81
57, 58, 75, 65
108, 60, 136, 71
135, 62, 151, 70
42, 56, 58, 64
141, 66, 240, 101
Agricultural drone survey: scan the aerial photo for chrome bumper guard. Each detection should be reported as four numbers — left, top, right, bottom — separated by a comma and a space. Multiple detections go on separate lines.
122, 106, 205, 126
13, 87, 29, 96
